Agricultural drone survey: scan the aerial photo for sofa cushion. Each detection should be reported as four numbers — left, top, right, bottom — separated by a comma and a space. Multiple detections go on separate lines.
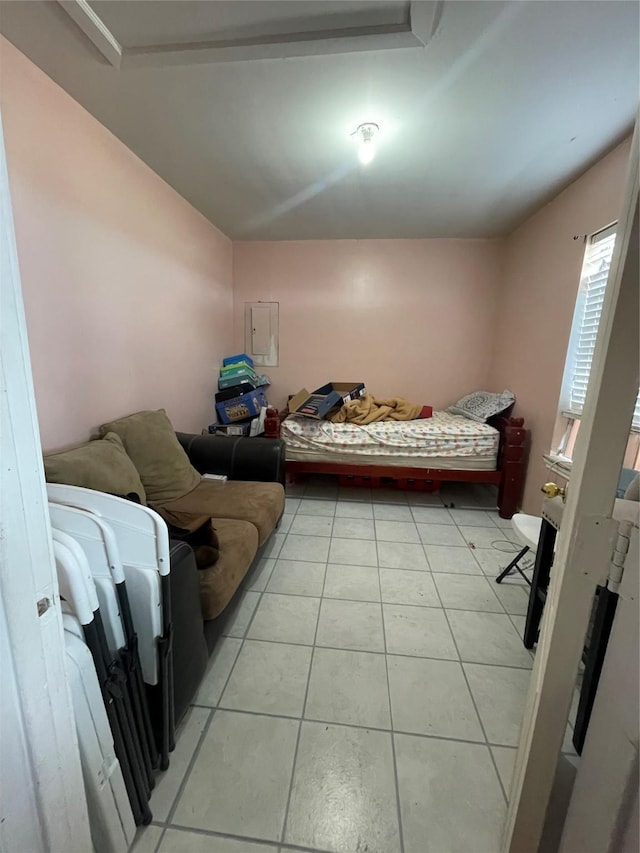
44, 432, 146, 504
156, 479, 285, 546
100, 409, 201, 505
198, 518, 259, 620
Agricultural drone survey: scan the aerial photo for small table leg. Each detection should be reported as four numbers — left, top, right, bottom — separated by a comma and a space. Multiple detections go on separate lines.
523, 519, 556, 649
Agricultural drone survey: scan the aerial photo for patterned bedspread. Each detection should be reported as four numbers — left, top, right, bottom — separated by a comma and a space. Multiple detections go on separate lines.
282, 410, 499, 460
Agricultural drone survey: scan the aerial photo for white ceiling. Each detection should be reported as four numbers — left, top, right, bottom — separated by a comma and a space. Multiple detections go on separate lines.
1, 1, 637, 240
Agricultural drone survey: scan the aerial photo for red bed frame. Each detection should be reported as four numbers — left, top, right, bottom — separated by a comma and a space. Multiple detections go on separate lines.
285, 414, 529, 519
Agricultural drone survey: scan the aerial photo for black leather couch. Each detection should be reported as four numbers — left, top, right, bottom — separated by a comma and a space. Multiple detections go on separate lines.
166, 433, 286, 724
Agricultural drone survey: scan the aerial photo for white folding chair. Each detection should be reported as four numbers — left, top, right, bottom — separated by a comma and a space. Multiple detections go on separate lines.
52, 532, 152, 825
495, 512, 541, 585
48, 484, 174, 768
49, 504, 158, 785
47, 484, 168, 684
63, 609, 136, 853
50, 504, 126, 651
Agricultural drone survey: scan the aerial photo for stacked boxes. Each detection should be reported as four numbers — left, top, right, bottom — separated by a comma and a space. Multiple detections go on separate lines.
218, 354, 258, 391
215, 354, 270, 424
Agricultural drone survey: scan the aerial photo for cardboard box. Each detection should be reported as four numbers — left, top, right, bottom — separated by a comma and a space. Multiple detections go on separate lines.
288, 382, 366, 420
216, 387, 268, 424
223, 353, 254, 368
219, 363, 257, 380
220, 361, 254, 376
207, 421, 253, 436
218, 370, 257, 391
215, 381, 257, 403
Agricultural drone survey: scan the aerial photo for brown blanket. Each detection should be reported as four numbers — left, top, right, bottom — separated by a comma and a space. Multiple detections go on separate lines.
330, 392, 424, 424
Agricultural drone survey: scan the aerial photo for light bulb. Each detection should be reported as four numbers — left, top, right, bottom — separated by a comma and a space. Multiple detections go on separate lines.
358, 139, 375, 165
352, 122, 379, 166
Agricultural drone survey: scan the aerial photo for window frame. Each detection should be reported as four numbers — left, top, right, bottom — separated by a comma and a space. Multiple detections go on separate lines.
554, 222, 640, 464
558, 222, 618, 421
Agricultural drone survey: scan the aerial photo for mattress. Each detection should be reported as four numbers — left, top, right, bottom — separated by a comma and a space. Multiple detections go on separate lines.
282, 410, 500, 471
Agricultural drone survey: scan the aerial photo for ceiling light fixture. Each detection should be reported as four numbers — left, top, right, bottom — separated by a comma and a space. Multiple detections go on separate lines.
353, 122, 379, 166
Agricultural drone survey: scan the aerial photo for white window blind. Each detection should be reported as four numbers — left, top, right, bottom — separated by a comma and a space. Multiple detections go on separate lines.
563, 224, 640, 430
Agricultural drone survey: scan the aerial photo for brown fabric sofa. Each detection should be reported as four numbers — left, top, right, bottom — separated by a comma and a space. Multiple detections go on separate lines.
44, 411, 287, 724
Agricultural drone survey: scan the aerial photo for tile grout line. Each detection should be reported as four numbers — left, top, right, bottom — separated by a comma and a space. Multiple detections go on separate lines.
280, 494, 336, 560
444, 522, 512, 618
419, 533, 433, 571
272, 557, 530, 584
213, 520, 292, 733
185, 702, 522, 749
163, 491, 317, 848
258, 557, 531, 585
278, 551, 327, 848
166, 822, 333, 853
229, 588, 529, 621
375, 532, 406, 853
434, 577, 512, 806
163, 707, 216, 827
447, 519, 537, 644
269, 540, 524, 566
240, 585, 520, 612
216, 633, 534, 670
506, 611, 537, 664
149, 823, 166, 853
220, 535, 286, 700
418, 509, 517, 608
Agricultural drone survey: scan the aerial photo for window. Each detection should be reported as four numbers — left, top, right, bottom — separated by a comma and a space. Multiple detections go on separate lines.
558, 225, 640, 438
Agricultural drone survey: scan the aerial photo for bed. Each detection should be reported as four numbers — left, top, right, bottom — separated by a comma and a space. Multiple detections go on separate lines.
282, 409, 528, 518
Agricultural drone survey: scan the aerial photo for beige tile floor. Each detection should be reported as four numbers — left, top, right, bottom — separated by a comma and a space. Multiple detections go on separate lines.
131, 478, 578, 853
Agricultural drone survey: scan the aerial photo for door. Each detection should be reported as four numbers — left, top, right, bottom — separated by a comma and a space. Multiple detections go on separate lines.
503, 120, 639, 851
559, 523, 639, 852
0, 112, 91, 852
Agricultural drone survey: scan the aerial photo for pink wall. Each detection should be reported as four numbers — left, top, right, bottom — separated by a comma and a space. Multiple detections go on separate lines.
1, 38, 233, 451
233, 239, 503, 410
489, 139, 631, 512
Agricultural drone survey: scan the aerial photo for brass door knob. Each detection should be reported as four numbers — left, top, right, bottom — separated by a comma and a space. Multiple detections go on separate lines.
542, 482, 567, 502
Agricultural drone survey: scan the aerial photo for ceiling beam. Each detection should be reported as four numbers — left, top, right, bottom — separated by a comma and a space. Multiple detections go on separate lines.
121, 24, 424, 68
57, 0, 122, 68
410, 0, 444, 46
57, 0, 438, 70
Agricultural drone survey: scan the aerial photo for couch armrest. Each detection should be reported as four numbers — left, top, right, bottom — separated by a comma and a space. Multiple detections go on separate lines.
176, 433, 286, 486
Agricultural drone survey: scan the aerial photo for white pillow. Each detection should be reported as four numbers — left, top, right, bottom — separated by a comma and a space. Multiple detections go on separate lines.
448, 390, 515, 423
